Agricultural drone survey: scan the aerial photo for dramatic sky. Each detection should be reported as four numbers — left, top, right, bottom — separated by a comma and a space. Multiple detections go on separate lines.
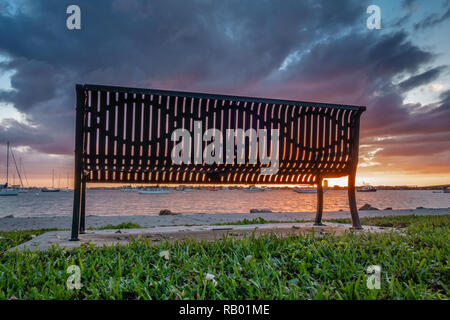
0, 0, 449, 187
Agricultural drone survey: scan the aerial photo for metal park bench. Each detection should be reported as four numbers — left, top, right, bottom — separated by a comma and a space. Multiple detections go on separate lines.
70, 84, 366, 240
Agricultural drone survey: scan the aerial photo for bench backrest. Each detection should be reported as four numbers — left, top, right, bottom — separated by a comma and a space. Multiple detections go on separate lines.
76, 84, 365, 185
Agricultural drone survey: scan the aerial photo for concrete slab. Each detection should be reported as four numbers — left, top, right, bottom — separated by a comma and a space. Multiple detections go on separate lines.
10, 222, 395, 252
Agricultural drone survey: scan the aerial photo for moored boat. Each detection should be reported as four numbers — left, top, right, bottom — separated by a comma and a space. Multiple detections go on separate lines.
120, 186, 137, 192
41, 188, 60, 192
138, 187, 170, 194
41, 169, 60, 192
243, 186, 266, 192
357, 185, 377, 192
293, 188, 317, 194
0, 188, 19, 196
0, 142, 19, 196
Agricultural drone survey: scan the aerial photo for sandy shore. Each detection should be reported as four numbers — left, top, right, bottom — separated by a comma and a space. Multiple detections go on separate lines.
1, 208, 449, 231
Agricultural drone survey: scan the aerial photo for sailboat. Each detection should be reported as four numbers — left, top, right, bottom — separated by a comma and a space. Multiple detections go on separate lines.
17, 158, 29, 192
41, 169, 60, 192
0, 142, 19, 196
62, 173, 71, 192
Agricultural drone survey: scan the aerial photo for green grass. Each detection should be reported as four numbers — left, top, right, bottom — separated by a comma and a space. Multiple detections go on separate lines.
215, 217, 307, 226
0, 229, 57, 254
91, 222, 144, 230
0, 215, 448, 300
215, 215, 442, 228
0, 222, 142, 253
326, 215, 434, 228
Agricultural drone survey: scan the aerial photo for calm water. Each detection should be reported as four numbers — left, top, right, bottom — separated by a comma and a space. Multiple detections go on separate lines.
1, 189, 449, 218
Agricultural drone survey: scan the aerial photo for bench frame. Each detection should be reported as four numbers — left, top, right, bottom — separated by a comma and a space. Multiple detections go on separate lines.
70, 84, 366, 241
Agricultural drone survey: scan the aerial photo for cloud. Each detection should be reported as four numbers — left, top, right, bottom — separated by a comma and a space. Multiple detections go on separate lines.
370, 132, 450, 157
0, 0, 449, 183
0, 0, 368, 154
398, 66, 447, 91
401, 0, 417, 10
414, 7, 450, 30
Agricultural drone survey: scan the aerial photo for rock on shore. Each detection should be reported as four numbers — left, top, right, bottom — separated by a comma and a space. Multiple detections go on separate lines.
250, 209, 273, 213
159, 209, 180, 216
359, 203, 379, 211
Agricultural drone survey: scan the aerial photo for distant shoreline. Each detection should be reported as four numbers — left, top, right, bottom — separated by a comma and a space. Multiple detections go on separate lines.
6, 185, 450, 190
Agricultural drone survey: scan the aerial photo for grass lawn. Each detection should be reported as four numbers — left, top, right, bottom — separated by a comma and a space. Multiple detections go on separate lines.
0, 215, 448, 300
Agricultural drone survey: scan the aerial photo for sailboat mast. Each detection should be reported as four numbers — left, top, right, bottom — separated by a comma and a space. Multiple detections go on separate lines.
6, 141, 9, 185
52, 169, 54, 189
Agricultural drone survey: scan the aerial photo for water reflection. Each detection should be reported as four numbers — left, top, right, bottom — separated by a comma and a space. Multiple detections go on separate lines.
0, 189, 449, 218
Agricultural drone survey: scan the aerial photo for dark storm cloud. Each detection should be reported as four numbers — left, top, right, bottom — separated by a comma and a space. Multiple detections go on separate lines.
0, 58, 62, 110
0, 0, 367, 155
0, 0, 367, 94
0, 0, 449, 176
379, 141, 450, 157
379, 89, 450, 137
398, 66, 447, 91
282, 32, 433, 88
260, 31, 442, 136
367, 132, 450, 157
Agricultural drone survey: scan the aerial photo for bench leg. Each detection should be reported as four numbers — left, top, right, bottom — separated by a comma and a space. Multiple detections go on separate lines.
70, 85, 84, 241
70, 174, 82, 241
314, 178, 324, 226
79, 177, 86, 234
348, 172, 362, 229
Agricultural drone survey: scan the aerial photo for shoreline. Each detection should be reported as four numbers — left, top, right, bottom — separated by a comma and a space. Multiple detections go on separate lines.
1, 208, 449, 231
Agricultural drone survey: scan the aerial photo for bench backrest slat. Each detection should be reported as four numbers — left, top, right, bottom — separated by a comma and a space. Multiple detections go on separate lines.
77, 84, 365, 185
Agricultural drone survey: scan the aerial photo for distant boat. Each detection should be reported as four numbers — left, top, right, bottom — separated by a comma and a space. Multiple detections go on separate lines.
443, 187, 450, 194
175, 186, 193, 192
293, 188, 327, 194
293, 188, 316, 194
10, 184, 28, 193
120, 186, 137, 192
243, 186, 266, 192
41, 169, 60, 192
62, 173, 72, 191
357, 185, 377, 192
138, 187, 170, 194
0, 142, 19, 196
0, 189, 19, 196
41, 188, 60, 193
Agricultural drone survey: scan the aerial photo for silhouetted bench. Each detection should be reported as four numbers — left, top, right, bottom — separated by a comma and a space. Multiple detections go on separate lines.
71, 84, 366, 240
